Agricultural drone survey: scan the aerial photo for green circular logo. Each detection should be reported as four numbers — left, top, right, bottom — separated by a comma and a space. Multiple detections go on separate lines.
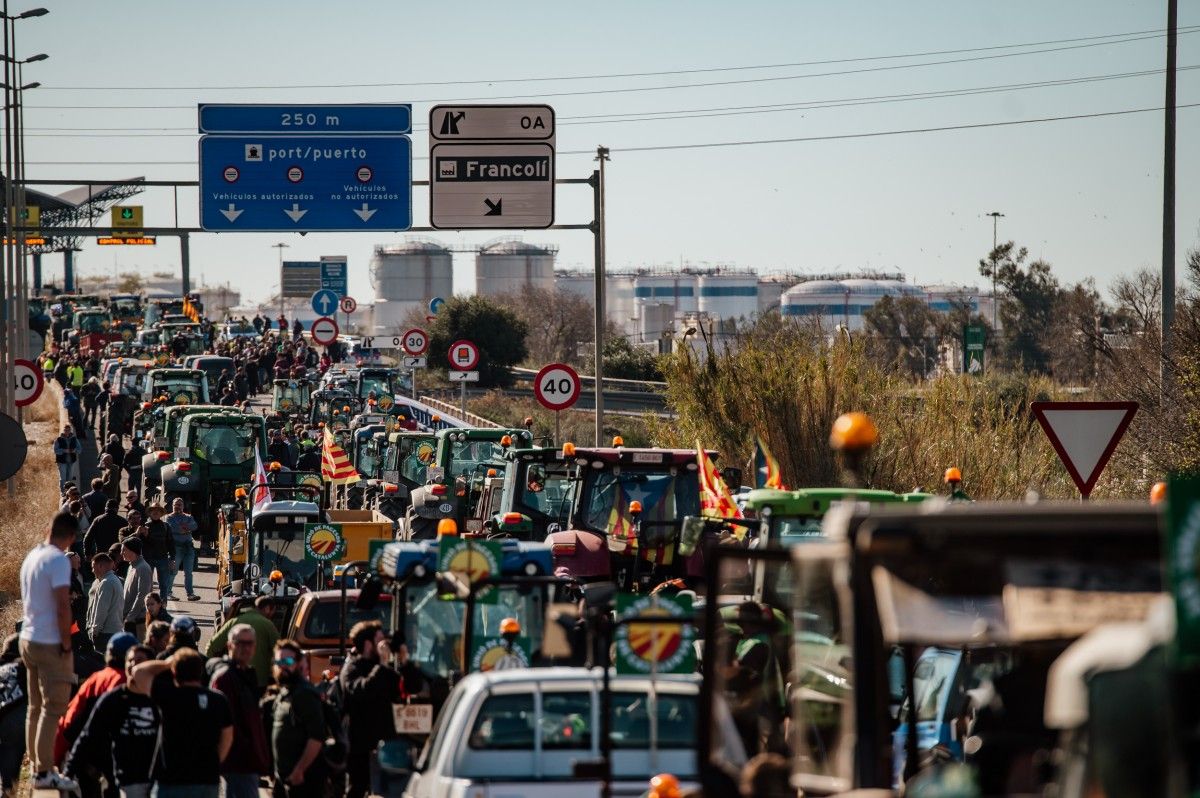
304, 524, 346, 562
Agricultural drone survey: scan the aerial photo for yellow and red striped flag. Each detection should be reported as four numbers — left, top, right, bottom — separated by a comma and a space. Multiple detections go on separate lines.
697, 442, 742, 520
322, 428, 360, 485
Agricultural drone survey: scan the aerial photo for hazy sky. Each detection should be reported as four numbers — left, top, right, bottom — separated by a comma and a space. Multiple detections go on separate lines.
14, 0, 1199, 305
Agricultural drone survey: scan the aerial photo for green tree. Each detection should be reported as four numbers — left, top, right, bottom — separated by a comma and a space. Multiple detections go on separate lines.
862, 295, 939, 378
979, 242, 1061, 373
427, 295, 528, 388
493, 287, 595, 367
603, 336, 662, 381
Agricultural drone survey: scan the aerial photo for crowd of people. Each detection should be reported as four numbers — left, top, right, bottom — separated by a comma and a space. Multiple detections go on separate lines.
14, 509, 414, 798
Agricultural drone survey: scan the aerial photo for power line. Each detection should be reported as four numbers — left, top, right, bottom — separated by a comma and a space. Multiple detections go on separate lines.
24, 28, 1200, 111
38, 25, 1198, 92
17, 63, 1196, 138
21, 101, 1200, 165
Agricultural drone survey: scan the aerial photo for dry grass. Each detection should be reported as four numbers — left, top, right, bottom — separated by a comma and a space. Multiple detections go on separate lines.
0, 386, 66, 633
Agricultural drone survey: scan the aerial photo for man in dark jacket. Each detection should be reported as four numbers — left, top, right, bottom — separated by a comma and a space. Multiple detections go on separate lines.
84, 501, 127, 563
62, 645, 158, 798
208, 624, 270, 798
81, 479, 108, 524
139, 505, 175, 600
266, 430, 294, 469
339, 621, 401, 798
103, 435, 126, 468
122, 441, 145, 498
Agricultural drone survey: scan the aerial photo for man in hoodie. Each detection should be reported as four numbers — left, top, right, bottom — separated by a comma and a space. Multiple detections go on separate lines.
120, 539, 152, 639
85, 554, 124, 653
339, 621, 402, 798
63, 645, 159, 798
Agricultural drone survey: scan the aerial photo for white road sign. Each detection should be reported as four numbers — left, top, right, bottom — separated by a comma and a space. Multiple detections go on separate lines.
534, 363, 581, 411
429, 104, 555, 230
402, 356, 427, 369
447, 370, 480, 382
1030, 401, 1138, 498
310, 316, 339, 346
401, 328, 429, 356
339, 296, 357, 314
13, 359, 44, 407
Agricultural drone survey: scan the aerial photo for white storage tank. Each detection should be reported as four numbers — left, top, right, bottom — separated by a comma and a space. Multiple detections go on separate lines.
698, 271, 759, 321
369, 240, 453, 324
475, 238, 557, 297
606, 272, 638, 336
555, 270, 595, 301
634, 273, 698, 316
637, 301, 676, 350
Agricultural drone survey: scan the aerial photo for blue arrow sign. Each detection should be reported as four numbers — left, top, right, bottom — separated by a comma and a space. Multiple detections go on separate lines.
199, 104, 412, 135
311, 289, 339, 316
199, 134, 412, 232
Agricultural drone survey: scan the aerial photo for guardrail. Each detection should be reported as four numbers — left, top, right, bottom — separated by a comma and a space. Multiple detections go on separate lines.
510, 367, 666, 393
415, 395, 504, 429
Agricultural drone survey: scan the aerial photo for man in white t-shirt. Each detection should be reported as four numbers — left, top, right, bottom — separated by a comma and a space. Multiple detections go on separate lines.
19, 511, 81, 791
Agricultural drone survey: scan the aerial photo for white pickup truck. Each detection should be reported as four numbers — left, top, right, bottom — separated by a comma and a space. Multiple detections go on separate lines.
402, 667, 747, 798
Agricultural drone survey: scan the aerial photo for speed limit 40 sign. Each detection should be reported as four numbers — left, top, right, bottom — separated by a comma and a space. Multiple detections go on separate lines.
13, 359, 44, 407
534, 363, 581, 411
400, 328, 429, 356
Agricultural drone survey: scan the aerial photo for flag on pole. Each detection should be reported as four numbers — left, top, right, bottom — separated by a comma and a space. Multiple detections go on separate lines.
322, 428, 361, 485
252, 448, 272, 515
696, 442, 742, 520
181, 296, 200, 323
753, 436, 785, 490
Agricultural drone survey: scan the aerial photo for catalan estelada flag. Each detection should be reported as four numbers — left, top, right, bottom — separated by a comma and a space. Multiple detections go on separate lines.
754, 436, 785, 490
322, 427, 360, 485
697, 442, 742, 520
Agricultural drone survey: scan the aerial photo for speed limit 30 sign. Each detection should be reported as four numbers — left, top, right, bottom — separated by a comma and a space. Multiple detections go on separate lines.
13, 359, 44, 407
400, 328, 429, 356
534, 363, 581, 411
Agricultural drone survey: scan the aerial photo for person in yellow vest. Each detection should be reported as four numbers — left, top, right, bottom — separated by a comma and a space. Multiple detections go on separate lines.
67, 360, 85, 391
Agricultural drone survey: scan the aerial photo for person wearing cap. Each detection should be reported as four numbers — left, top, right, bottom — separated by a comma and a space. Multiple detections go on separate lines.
340, 621, 402, 798
120, 539, 153, 639
53, 631, 137, 769
158, 616, 199, 661
63, 645, 158, 798
86, 554, 125, 653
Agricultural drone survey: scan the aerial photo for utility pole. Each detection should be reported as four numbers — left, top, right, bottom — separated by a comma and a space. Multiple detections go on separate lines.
272, 242, 289, 318
592, 146, 609, 447
986, 211, 1004, 329
1161, 0, 1178, 394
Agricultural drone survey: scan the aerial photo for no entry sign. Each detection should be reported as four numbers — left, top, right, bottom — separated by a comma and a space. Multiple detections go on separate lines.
310, 316, 340, 346
533, 363, 581, 411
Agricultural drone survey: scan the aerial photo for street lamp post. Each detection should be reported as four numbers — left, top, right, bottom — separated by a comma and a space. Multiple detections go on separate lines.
0, 1, 48, 475
985, 211, 1004, 329
272, 242, 289, 317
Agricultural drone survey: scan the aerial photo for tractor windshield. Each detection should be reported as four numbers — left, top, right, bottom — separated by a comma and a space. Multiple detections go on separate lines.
403, 582, 545, 679
447, 439, 508, 481
578, 467, 699, 537
399, 436, 437, 487
191, 422, 260, 465
112, 297, 140, 317
518, 462, 574, 524
154, 377, 205, 404
358, 373, 393, 399
78, 313, 111, 333
119, 370, 148, 396
273, 383, 309, 412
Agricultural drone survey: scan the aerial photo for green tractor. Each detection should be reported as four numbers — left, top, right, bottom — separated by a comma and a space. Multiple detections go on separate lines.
156, 410, 267, 544
139, 404, 226, 501
268, 377, 313, 432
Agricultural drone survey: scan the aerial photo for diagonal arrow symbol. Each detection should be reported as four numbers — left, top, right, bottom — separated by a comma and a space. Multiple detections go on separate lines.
484, 198, 502, 216
283, 203, 308, 222
219, 203, 243, 222
353, 203, 377, 222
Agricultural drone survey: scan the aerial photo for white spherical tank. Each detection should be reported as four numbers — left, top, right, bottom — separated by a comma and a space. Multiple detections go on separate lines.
369, 240, 453, 324
698, 271, 759, 321
634, 273, 698, 315
475, 239, 557, 297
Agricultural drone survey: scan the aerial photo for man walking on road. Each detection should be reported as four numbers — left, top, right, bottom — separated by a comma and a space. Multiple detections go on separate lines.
84, 500, 126, 565
53, 425, 81, 489
100, 454, 122, 501
165, 499, 200, 601
142, 504, 176, 599
120, 539, 152, 640
19, 511, 82, 792
270, 640, 327, 798
340, 621, 401, 798
209, 625, 270, 798
85, 554, 124, 653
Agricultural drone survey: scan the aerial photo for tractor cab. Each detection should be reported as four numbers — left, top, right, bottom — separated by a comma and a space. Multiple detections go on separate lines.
310, 388, 357, 430
355, 367, 399, 406
481, 447, 575, 540
109, 294, 143, 326
144, 368, 209, 406
742, 487, 932, 547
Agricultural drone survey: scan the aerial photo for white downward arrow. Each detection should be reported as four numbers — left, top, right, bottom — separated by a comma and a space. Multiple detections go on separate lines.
353, 203, 377, 222
219, 204, 242, 222
283, 203, 308, 223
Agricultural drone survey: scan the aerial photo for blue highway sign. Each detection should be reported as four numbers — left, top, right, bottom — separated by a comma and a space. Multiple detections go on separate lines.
199, 135, 412, 232
199, 104, 412, 135
311, 289, 339, 316
320, 258, 348, 296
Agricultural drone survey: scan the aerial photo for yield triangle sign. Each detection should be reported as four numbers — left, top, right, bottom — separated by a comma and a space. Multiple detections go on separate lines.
1030, 401, 1138, 498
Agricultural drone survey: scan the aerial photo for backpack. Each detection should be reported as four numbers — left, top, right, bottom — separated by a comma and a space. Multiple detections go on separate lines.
0, 662, 25, 716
